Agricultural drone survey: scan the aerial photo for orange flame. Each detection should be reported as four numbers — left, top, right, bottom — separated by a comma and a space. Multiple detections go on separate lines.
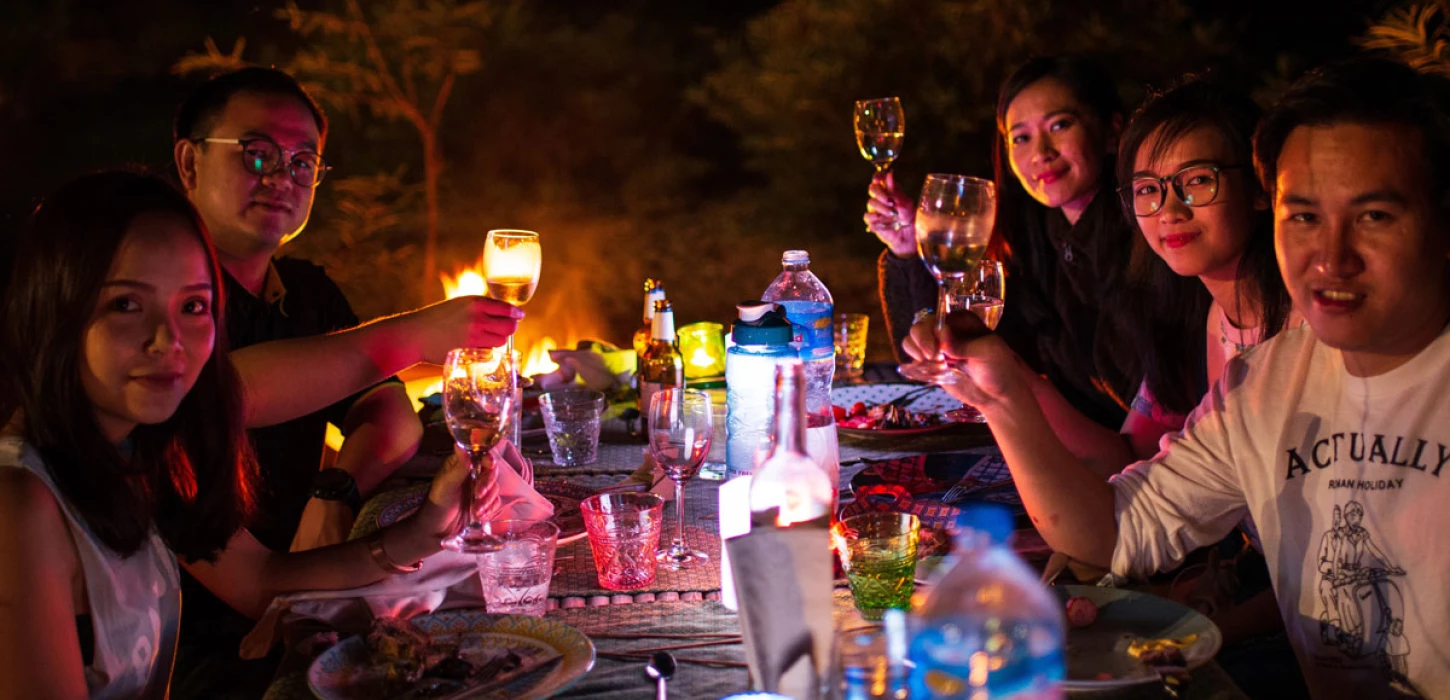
439, 255, 488, 299
523, 337, 560, 377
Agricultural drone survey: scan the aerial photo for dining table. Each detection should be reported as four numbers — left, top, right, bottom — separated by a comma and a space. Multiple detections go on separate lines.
261, 364, 1250, 699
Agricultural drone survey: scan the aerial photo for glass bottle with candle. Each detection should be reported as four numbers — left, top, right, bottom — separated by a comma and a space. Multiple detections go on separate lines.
638, 299, 684, 417
749, 361, 834, 528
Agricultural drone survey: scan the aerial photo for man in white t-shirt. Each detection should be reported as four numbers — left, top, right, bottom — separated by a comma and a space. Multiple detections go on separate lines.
907, 58, 1450, 699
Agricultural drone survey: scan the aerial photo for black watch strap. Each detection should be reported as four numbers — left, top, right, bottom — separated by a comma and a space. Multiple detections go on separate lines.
312, 467, 362, 513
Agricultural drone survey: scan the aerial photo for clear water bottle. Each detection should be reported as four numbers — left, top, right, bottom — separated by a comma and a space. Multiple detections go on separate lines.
725, 302, 795, 481
762, 250, 839, 496
908, 504, 1066, 699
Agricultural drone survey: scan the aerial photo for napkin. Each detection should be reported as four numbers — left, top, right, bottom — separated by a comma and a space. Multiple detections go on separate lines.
727, 517, 838, 700
535, 341, 636, 392
238, 440, 553, 660
605, 450, 675, 499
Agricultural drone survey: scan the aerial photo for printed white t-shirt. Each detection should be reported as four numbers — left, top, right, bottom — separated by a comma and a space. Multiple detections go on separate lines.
1110, 322, 1450, 699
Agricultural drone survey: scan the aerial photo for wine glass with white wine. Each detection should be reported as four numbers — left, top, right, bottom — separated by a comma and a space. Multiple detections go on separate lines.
854, 97, 905, 172
943, 259, 1005, 423
483, 229, 541, 306
440, 346, 515, 553
897, 174, 997, 384
483, 229, 541, 446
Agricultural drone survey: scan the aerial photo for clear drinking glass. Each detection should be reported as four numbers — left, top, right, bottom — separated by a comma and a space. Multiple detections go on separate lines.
538, 388, 606, 467
648, 387, 713, 569
440, 347, 514, 553
834, 312, 870, 381
854, 97, 905, 172
483, 229, 541, 446
897, 174, 997, 384
475, 519, 558, 616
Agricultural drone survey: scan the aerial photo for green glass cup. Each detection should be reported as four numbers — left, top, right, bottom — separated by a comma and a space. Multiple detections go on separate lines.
832, 513, 919, 620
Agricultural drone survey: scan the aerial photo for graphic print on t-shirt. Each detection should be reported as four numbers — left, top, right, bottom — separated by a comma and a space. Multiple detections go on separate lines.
1313, 500, 1408, 681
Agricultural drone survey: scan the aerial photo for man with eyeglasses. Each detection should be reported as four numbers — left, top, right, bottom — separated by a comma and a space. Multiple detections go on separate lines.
909, 58, 1450, 697
168, 67, 520, 698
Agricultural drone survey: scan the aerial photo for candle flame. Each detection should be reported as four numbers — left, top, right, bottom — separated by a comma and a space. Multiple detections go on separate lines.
688, 345, 716, 368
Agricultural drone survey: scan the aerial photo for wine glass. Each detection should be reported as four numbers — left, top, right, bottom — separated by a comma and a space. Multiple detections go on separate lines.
440, 346, 515, 553
648, 387, 713, 569
898, 174, 997, 384
854, 97, 905, 172
483, 229, 541, 445
483, 229, 541, 307
971, 259, 1005, 329
943, 259, 1005, 423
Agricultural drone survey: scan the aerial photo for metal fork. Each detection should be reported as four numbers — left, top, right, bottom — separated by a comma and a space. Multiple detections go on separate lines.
941, 475, 1014, 504
887, 385, 936, 407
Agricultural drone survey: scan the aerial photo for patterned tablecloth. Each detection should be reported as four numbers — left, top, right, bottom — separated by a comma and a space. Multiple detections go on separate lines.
263, 374, 1248, 699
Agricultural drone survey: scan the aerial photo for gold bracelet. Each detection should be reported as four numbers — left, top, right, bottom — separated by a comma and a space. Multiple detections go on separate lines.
366, 529, 422, 574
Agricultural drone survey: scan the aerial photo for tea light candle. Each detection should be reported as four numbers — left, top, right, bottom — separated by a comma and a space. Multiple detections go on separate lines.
677, 321, 726, 381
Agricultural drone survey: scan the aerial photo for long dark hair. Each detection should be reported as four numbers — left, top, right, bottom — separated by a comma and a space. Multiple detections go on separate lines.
988, 56, 1140, 420
0, 171, 255, 562
1115, 79, 1293, 413
991, 55, 1125, 264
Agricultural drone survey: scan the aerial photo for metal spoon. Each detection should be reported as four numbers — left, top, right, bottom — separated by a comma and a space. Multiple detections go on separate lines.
645, 650, 677, 700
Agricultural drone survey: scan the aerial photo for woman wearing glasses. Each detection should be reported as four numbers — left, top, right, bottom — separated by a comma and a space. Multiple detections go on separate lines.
909, 79, 1296, 475
868, 55, 1141, 429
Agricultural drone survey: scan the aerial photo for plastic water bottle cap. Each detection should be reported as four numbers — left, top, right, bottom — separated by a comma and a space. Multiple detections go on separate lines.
781, 249, 810, 265
736, 301, 774, 322
731, 302, 793, 346
956, 502, 1014, 545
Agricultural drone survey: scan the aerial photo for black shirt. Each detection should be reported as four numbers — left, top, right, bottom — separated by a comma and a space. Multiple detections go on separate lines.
877, 188, 1139, 429
174, 257, 389, 695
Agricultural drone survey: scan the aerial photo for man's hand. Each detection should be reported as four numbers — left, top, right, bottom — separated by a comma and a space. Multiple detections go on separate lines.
407, 296, 524, 363
903, 311, 1031, 410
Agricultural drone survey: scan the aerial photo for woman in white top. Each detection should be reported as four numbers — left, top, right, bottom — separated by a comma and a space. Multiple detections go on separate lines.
0, 172, 512, 698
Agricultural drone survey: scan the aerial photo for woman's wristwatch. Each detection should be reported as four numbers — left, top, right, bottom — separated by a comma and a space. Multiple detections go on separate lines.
311, 467, 362, 513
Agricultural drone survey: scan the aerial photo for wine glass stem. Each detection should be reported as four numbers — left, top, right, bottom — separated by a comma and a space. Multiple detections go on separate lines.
462, 448, 485, 532
672, 475, 686, 550
934, 281, 950, 359
505, 334, 519, 446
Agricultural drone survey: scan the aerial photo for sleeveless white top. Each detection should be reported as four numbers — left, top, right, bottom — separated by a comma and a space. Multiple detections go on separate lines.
0, 437, 180, 698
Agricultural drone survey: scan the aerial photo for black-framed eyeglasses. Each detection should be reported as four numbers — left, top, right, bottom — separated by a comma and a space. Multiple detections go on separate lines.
1119, 163, 1247, 217
199, 137, 332, 188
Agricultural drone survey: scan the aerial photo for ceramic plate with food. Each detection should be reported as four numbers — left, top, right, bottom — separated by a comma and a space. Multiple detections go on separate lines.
308, 612, 595, 699
1054, 585, 1222, 690
832, 383, 987, 438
